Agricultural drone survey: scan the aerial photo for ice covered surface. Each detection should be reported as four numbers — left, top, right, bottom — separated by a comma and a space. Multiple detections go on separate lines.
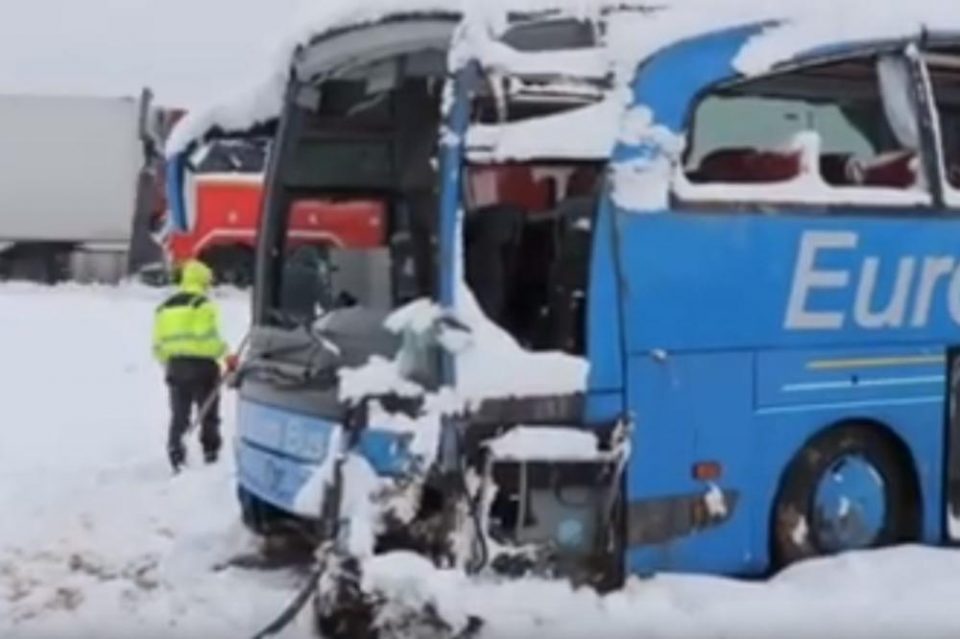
486, 427, 601, 461
5, 284, 960, 636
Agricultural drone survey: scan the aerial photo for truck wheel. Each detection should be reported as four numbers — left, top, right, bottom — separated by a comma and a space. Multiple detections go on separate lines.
771, 423, 916, 568
202, 246, 253, 288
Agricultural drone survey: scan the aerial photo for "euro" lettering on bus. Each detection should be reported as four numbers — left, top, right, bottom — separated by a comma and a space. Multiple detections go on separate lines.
785, 230, 960, 330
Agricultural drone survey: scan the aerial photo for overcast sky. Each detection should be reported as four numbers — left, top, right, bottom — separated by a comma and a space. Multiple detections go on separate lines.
0, 0, 309, 108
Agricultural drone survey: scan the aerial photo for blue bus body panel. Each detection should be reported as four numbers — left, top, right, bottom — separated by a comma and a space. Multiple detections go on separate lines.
755, 346, 945, 410
622, 343, 946, 574
604, 26, 951, 573
625, 351, 761, 573
584, 195, 627, 422
236, 400, 416, 515
615, 213, 960, 351
613, 199, 952, 573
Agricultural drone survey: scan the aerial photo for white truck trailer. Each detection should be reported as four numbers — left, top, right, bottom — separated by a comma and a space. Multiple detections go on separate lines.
0, 90, 164, 283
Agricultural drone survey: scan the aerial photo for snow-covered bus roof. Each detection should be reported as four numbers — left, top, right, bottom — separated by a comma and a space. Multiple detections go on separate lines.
165, 0, 462, 156
461, 0, 960, 162
167, 0, 960, 159
459, 0, 960, 78
164, 0, 635, 157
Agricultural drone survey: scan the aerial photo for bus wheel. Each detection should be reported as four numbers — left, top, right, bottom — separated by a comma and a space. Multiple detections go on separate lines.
771, 424, 915, 568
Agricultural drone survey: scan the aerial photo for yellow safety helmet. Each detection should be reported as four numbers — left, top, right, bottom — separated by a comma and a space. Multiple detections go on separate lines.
179, 259, 214, 293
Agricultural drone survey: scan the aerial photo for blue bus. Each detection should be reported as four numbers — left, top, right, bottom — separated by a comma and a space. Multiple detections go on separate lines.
167, 1, 960, 611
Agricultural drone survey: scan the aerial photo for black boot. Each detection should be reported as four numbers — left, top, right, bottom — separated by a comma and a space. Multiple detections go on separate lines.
203, 447, 219, 464
169, 444, 186, 472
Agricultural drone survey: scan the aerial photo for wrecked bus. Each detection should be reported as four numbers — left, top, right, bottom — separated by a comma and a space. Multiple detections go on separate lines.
167, 1, 960, 635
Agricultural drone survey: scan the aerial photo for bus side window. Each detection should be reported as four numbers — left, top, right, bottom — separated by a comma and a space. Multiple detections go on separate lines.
680, 54, 928, 207
926, 50, 960, 205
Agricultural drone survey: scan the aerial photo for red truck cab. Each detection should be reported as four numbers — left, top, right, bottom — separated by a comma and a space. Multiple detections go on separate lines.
166, 139, 384, 285
165, 139, 582, 288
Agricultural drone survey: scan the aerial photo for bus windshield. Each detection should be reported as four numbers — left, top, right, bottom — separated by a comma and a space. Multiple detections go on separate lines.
259, 48, 448, 330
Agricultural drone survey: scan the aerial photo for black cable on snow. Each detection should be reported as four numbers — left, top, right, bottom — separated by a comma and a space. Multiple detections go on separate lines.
250, 564, 325, 639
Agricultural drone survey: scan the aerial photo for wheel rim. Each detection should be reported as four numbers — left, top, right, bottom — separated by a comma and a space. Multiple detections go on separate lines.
812, 454, 887, 553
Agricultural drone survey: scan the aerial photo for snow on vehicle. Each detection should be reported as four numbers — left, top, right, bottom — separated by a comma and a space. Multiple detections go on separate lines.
166, 0, 960, 636
0, 89, 164, 283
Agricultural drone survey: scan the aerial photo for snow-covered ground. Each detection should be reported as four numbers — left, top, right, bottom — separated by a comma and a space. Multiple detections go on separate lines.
0, 284, 306, 638
3, 283, 960, 638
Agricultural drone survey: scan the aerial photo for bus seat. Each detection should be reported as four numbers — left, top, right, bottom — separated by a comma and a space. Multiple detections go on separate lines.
687, 147, 802, 184
859, 150, 917, 188
498, 165, 554, 212
464, 204, 525, 328
565, 166, 601, 198
819, 153, 860, 186
469, 166, 554, 213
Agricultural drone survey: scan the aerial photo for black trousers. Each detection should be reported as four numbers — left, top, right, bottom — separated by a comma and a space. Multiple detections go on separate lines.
166, 357, 222, 457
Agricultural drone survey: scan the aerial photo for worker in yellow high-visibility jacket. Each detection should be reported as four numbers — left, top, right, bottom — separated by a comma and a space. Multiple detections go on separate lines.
153, 259, 234, 471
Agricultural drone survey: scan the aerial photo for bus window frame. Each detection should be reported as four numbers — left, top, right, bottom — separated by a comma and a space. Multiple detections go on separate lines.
671, 42, 947, 217
918, 44, 960, 211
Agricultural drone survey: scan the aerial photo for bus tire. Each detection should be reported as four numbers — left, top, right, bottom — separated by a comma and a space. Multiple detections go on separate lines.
771, 423, 916, 569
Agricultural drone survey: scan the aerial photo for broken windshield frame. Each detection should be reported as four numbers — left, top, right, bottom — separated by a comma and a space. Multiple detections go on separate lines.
248, 18, 614, 387
248, 25, 460, 394
441, 59, 612, 354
